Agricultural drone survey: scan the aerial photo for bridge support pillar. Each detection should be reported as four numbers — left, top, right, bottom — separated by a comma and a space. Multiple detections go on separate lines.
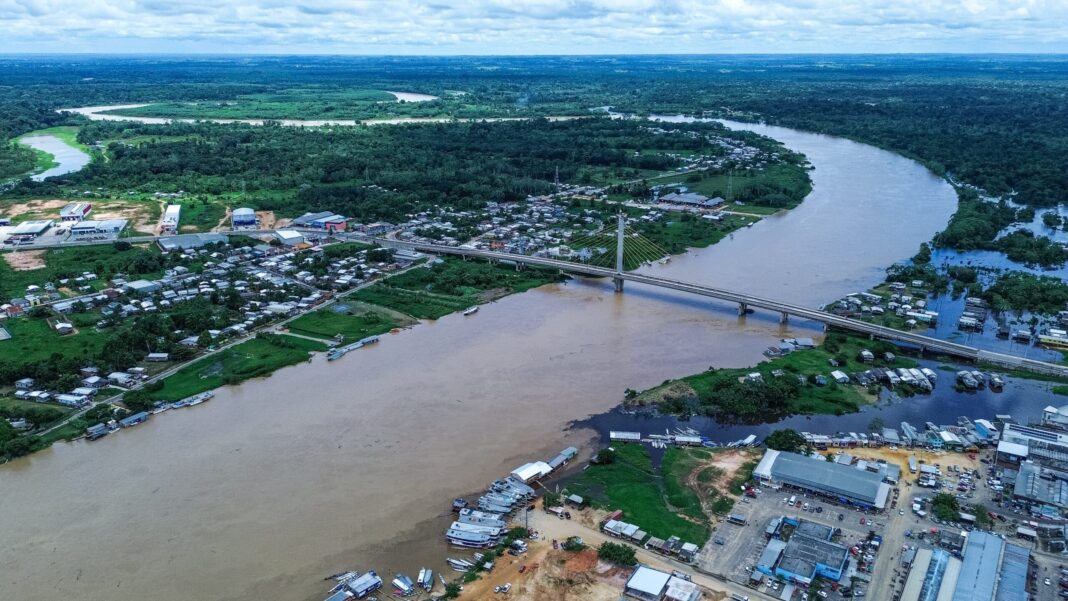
613, 277, 624, 293
738, 303, 748, 316
780, 312, 788, 324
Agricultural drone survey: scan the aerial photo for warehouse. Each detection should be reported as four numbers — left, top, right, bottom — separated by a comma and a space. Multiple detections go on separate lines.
161, 204, 181, 233
70, 219, 127, 237
231, 207, 257, 229
952, 531, 1004, 601
753, 450, 891, 509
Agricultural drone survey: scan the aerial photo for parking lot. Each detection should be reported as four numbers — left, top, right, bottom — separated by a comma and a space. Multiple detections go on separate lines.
700, 486, 890, 600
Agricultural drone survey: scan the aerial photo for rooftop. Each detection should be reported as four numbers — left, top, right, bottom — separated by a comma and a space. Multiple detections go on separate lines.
625, 565, 671, 596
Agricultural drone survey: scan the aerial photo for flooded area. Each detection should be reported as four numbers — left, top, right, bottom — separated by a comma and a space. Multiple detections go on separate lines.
16, 135, 91, 181
0, 121, 992, 601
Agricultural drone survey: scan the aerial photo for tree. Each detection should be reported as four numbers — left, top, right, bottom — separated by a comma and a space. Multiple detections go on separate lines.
113, 240, 132, 251
197, 331, 213, 348
764, 429, 809, 453
595, 448, 616, 464
931, 493, 961, 522
442, 582, 462, 599
867, 418, 885, 433
598, 541, 637, 566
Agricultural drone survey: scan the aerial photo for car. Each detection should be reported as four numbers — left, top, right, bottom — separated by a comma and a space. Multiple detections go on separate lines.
854, 590, 865, 598
1047, 578, 1053, 586
860, 517, 866, 525
838, 513, 844, 521
783, 497, 789, 504
801, 594, 809, 601
714, 537, 726, 545
495, 583, 512, 593
518, 565, 526, 574
817, 590, 829, 598
899, 510, 905, 515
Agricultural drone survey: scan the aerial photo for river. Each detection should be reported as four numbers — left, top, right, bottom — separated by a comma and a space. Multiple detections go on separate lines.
1, 122, 967, 601
17, 134, 91, 181
60, 104, 580, 127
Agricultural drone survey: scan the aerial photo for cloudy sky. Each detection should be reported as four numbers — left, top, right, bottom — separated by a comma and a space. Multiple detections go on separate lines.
3, 0, 1067, 54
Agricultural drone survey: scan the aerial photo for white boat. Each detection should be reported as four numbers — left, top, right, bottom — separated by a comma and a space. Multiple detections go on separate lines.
463, 306, 479, 316
392, 574, 415, 596
417, 568, 433, 591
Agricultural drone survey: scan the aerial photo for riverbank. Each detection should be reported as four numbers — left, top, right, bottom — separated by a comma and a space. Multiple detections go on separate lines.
14, 126, 92, 181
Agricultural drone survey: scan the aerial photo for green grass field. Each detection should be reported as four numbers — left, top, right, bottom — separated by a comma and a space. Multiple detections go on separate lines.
145, 335, 326, 401
0, 243, 165, 299
353, 259, 563, 319
287, 304, 408, 343
173, 199, 227, 232
565, 444, 711, 544
652, 164, 811, 210
636, 213, 758, 254
0, 317, 105, 366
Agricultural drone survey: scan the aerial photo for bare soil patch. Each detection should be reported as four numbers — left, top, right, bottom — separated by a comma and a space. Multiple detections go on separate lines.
3, 250, 47, 271
256, 210, 276, 229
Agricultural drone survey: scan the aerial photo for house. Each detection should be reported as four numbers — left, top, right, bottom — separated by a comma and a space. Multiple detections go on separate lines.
107, 372, 133, 386
15, 377, 34, 390
54, 321, 74, 335
82, 375, 105, 388
146, 352, 170, 362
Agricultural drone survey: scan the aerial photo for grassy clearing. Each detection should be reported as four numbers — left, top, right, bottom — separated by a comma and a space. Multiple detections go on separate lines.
0, 243, 165, 299
174, 200, 228, 232
353, 258, 563, 319
651, 164, 811, 210
565, 443, 710, 544
0, 317, 104, 366
145, 335, 326, 401
637, 213, 758, 254
287, 304, 410, 343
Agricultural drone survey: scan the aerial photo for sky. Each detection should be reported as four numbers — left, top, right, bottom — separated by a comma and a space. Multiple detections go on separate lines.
3, 0, 1068, 54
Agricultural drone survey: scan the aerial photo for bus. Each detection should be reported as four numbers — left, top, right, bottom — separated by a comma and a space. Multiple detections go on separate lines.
726, 514, 748, 526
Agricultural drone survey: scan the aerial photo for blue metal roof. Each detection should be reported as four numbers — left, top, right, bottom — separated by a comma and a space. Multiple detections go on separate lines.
952, 531, 1002, 601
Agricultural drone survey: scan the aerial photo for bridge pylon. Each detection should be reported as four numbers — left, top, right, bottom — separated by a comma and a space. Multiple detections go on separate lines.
614, 212, 625, 293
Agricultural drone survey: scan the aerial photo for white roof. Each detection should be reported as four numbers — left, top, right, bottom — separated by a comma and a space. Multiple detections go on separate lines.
275, 229, 304, 240
997, 440, 1029, 458
510, 461, 552, 482
626, 566, 671, 596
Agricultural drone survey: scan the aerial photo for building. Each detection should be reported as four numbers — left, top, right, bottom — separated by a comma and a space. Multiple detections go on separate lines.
900, 548, 962, 601
1000, 423, 1068, 471
759, 519, 849, 585
231, 207, 257, 229
548, 446, 579, 470
952, 531, 1004, 601
146, 352, 170, 362
510, 461, 552, 483
274, 229, 305, 246
292, 211, 347, 232
996, 543, 1031, 601
663, 576, 701, 601
60, 202, 92, 222
753, 450, 891, 509
161, 204, 181, 233
9, 219, 53, 239
1043, 404, 1068, 428
624, 565, 671, 601
70, 219, 127, 237
1011, 460, 1068, 509
157, 233, 228, 251
125, 280, 161, 295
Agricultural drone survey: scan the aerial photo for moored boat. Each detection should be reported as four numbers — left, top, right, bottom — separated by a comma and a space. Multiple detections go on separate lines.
463, 306, 479, 316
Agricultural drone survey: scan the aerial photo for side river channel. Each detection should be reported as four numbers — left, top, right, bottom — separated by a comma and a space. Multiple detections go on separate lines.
2, 121, 1035, 601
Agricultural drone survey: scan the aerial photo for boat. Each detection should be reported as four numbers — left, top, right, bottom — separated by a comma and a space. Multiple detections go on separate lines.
184, 391, 214, 406
392, 574, 415, 597
463, 306, 479, 316
328, 336, 381, 361
417, 568, 433, 591
344, 571, 383, 599
452, 498, 468, 512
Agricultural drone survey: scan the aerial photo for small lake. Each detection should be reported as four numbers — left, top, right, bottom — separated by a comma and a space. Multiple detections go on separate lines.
17, 134, 91, 181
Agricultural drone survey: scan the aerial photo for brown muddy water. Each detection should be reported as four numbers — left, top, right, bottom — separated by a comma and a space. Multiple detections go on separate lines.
0, 122, 957, 601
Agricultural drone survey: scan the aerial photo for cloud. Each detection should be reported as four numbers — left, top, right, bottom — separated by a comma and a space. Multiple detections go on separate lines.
2, 0, 1067, 53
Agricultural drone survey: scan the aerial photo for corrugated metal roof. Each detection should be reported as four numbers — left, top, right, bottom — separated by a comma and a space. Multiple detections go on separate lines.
995, 544, 1030, 601
952, 531, 1002, 601
766, 451, 887, 506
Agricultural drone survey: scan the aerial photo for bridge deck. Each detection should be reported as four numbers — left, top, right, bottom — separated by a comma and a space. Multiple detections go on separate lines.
382, 239, 1068, 378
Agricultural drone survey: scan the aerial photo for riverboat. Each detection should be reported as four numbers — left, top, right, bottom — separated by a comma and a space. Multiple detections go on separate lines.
463, 306, 479, 316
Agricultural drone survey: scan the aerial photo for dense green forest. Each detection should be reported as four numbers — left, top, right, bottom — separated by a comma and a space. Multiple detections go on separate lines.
1, 54, 1066, 241
8, 117, 796, 223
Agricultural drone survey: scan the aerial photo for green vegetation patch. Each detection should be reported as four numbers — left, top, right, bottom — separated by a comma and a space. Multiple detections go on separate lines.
353, 258, 564, 319
631, 333, 904, 422
0, 315, 105, 366
144, 334, 325, 401
0, 243, 166, 300
287, 304, 410, 344
565, 443, 710, 544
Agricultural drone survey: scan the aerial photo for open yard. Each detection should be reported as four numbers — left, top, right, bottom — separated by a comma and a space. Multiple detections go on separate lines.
287, 303, 413, 343
0, 242, 165, 299
564, 443, 712, 544
145, 335, 326, 401
0, 316, 104, 366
